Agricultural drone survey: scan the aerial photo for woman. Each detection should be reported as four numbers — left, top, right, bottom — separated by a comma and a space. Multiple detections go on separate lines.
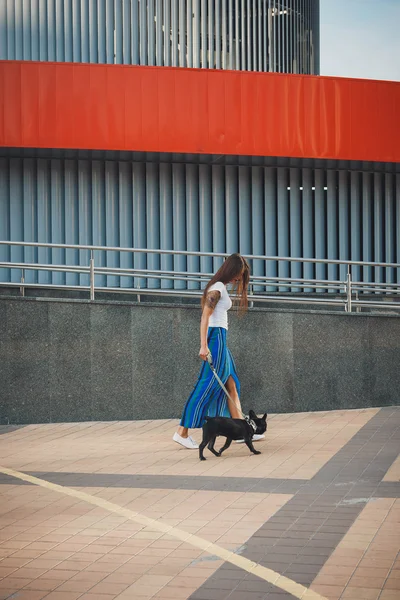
173, 253, 264, 449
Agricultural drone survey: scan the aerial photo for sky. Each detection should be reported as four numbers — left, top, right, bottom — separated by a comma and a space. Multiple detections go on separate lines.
320, 0, 400, 82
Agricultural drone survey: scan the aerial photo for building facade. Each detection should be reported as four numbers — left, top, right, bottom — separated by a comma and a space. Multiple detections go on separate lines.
0, 0, 399, 293
0, 0, 319, 73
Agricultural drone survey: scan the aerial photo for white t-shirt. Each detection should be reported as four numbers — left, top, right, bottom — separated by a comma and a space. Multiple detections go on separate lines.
207, 281, 232, 330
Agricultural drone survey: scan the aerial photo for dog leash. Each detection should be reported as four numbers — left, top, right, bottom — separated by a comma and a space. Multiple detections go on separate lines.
206, 351, 257, 432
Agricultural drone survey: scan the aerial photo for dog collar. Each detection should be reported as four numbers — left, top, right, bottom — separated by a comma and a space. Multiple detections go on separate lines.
245, 417, 257, 432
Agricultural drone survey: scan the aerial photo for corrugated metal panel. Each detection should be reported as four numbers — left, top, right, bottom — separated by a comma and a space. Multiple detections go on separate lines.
3, 61, 399, 164
0, 0, 320, 74
1, 158, 399, 291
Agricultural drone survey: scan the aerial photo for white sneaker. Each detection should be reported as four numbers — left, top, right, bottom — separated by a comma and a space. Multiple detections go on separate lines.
173, 432, 199, 449
235, 434, 265, 444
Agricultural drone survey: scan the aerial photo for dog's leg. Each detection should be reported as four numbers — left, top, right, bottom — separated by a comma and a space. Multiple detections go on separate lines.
199, 440, 208, 461
207, 436, 221, 457
244, 438, 261, 455
218, 438, 232, 456
199, 429, 211, 461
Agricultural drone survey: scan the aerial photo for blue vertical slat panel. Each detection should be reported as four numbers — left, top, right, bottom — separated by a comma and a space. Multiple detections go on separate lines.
6, 0, 15, 59
171, 0, 178, 67
186, 0, 193, 67
97, 0, 106, 63
193, 0, 200, 68
64, 160, 79, 286
80, 0, 90, 63
89, 0, 98, 63
225, 166, 239, 254
22, 0, 32, 60
263, 0, 267, 71
139, 0, 147, 65
314, 168, 326, 288
277, 167, 289, 290
302, 168, 314, 290
37, 160, 52, 284
15, 0, 23, 60
265, 166, 277, 291
199, 164, 212, 282
222, 0, 228, 70
186, 164, 200, 290
396, 174, 400, 286
78, 160, 92, 287
105, 0, 114, 63
350, 171, 361, 283
247, 0, 252, 71
50, 160, 65, 286
147, 0, 155, 66
385, 173, 395, 286
155, 0, 163, 66
327, 170, 338, 287
92, 160, 106, 288
235, 0, 240, 69
132, 163, 146, 288
22, 159, 37, 284
251, 167, 265, 292
72, 0, 81, 62
201, 0, 207, 68
55, 0, 65, 61
0, 159, 11, 282
9, 159, 24, 284
179, 0, 186, 67
115, 0, 123, 64
119, 162, 134, 288
215, 0, 221, 69
241, 0, 246, 71
63, 0, 73, 62
338, 170, 349, 282
164, 0, 171, 66
173, 164, 187, 289
146, 163, 160, 289
159, 163, 173, 289
238, 166, 252, 257
208, 0, 214, 68
362, 172, 373, 285
374, 172, 383, 285
123, 0, 131, 64
258, 0, 262, 71
105, 161, 120, 287
228, 0, 234, 70
289, 168, 301, 292
212, 165, 225, 273
0, 1, 7, 59
131, 0, 139, 65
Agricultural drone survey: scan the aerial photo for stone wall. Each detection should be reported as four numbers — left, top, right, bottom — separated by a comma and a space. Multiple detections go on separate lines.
0, 297, 399, 424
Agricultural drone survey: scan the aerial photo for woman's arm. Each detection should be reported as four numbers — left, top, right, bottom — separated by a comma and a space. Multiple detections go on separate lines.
199, 290, 220, 360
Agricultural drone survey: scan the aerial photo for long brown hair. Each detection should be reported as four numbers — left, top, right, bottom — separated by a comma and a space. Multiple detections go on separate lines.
201, 253, 250, 313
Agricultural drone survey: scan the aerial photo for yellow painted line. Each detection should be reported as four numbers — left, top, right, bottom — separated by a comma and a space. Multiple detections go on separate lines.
0, 465, 327, 600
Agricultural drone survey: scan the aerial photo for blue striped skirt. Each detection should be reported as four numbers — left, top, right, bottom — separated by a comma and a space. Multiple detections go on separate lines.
180, 327, 240, 429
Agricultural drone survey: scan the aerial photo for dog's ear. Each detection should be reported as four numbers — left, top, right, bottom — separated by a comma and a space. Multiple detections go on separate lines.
262, 413, 267, 421
249, 410, 257, 420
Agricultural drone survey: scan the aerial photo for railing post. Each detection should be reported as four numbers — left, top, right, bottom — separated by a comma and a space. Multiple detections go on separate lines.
345, 265, 352, 313
355, 291, 361, 313
20, 269, 25, 297
89, 252, 95, 301
249, 283, 254, 309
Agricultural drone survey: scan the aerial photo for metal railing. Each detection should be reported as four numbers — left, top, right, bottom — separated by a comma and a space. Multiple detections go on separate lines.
0, 241, 399, 312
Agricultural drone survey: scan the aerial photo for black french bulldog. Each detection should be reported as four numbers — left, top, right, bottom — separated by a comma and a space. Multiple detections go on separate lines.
199, 410, 267, 461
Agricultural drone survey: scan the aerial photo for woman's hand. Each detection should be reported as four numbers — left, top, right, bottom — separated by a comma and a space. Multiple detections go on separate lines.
199, 345, 210, 361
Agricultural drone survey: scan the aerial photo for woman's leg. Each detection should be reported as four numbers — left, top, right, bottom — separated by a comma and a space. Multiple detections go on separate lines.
225, 376, 243, 418
177, 426, 189, 437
